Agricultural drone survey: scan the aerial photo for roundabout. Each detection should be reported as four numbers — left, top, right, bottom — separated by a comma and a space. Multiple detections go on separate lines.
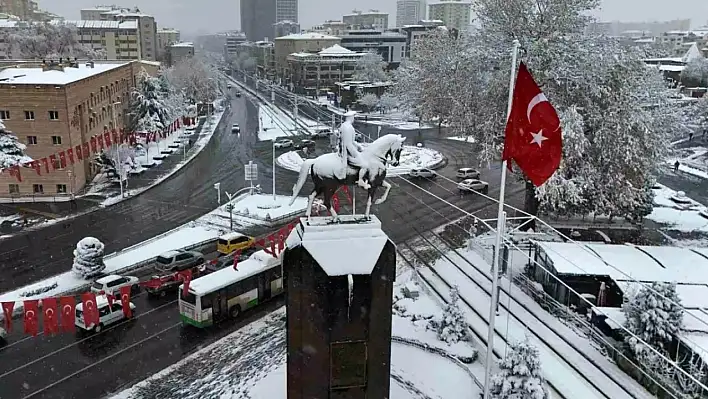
276, 144, 445, 175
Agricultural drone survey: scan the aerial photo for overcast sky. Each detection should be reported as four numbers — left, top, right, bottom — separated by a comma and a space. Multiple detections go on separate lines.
39, 0, 708, 37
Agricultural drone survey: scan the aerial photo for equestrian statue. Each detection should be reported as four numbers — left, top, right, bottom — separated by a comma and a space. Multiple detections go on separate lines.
290, 110, 406, 220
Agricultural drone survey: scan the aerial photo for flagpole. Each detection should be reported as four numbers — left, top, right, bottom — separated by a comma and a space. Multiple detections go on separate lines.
483, 39, 520, 399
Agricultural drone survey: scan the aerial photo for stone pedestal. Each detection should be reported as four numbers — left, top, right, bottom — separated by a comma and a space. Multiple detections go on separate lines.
283, 215, 396, 399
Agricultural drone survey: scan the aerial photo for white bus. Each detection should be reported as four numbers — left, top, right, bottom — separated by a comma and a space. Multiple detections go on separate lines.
178, 250, 283, 328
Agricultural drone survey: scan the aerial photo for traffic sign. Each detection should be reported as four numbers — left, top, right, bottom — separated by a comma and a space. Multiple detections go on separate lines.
245, 161, 258, 181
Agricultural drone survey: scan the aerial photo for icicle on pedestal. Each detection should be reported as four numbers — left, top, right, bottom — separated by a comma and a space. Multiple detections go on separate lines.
283, 215, 396, 399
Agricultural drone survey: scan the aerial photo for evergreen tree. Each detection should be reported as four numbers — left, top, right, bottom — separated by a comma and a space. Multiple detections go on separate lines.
623, 281, 684, 354
490, 339, 548, 399
72, 237, 106, 279
435, 285, 468, 344
128, 70, 171, 134
0, 119, 31, 169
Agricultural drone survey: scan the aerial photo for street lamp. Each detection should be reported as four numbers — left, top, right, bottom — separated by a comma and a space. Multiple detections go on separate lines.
272, 139, 276, 202
224, 185, 261, 231
111, 101, 124, 198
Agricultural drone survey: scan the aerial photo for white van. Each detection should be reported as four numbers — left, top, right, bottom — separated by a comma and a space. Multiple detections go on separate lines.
75, 295, 136, 333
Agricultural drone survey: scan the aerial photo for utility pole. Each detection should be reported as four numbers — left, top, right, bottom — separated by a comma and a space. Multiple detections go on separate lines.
111, 101, 124, 198
293, 95, 299, 135
272, 140, 276, 202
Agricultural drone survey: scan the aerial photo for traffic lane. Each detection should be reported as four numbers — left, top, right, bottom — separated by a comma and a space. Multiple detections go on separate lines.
659, 170, 708, 205
19, 298, 286, 399
0, 96, 256, 292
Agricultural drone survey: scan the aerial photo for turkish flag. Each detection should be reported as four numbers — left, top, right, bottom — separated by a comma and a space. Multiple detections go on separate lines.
41, 157, 50, 173
29, 161, 41, 175
119, 286, 132, 318
332, 194, 341, 213
8, 165, 21, 182
58, 151, 67, 168
80, 292, 100, 328
502, 62, 562, 187
90, 137, 97, 153
177, 270, 192, 297
112, 129, 119, 145
67, 148, 75, 164
59, 296, 75, 332
97, 134, 104, 150
267, 234, 277, 257
23, 300, 39, 336
42, 297, 59, 335
255, 238, 266, 249
82, 142, 90, 157
75, 144, 84, 161
104, 131, 112, 147
233, 249, 242, 270
106, 294, 115, 308
2, 301, 15, 331
49, 154, 58, 171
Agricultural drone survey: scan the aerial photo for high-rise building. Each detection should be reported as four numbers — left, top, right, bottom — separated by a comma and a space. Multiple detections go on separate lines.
274, 20, 300, 38
0, 0, 56, 21
342, 10, 389, 30
157, 27, 181, 61
428, 1, 471, 32
240, 0, 298, 41
396, 0, 426, 27
79, 6, 158, 61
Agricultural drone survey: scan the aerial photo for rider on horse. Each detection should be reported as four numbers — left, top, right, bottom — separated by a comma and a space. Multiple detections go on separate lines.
338, 110, 370, 189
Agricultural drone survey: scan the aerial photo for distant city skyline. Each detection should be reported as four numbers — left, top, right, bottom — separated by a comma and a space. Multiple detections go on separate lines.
38, 0, 708, 37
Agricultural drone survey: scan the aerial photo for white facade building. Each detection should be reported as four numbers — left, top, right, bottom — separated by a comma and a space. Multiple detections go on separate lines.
396, 0, 426, 27
342, 10, 389, 30
338, 30, 407, 67
428, 1, 471, 32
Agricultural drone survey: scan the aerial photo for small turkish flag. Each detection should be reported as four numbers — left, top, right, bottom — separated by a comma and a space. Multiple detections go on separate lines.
104, 131, 112, 147
30, 161, 41, 175
340, 186, 352, 204
233, 249, 242, 270
112, 129, 119, 145
178, 270, 192, 297
75, 145, 84, 161
80, 292, 100, 328
255, 238, 266, 249
502, 62, 562, 187
8, 165, 21, 182
106, 294, 115, 308
90, 137, 97, 153
119, 286, 132, 318
23, 300, 39, 336
58, 151, 67, 168
2, 301, 15, 331
59, 296, 75, 332
42, 297, 59, 335
332, 194, 341, 213
67, 148, 74, 164
97, 134, 104, 150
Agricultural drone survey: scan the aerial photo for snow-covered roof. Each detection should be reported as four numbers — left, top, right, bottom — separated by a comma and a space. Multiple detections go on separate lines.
187, 250, 280, 296
170, 42, 194, 48
159, 250, 181, 258
0, 62, 128, 85
286, 215, 391, 276
51, 19, 137, 30
657, 64, 686, 72
219, 231, 245, 240
683, 42, 704, 62
318, 44, 355, 56
275, 32, 339, 41
616, 281, 708, 309
95, 275, 123, 284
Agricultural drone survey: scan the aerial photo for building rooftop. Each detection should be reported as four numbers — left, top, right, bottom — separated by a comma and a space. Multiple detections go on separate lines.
158, 27, 180, 33
343, 10, 388, 17
429, 1, 472, 5
0, 62, 128, 85
318, 44, 356, 56
276, 32, 340, 40
100, 9, 152, 18
51, 19, 138, 29
170, 42, 194, 48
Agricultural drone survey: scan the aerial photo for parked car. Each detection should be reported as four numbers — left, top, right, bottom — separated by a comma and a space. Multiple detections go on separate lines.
231, 123, 240, 133
227, 84, 233, 89
310, 127, 332, 139
408, 168, 437, 179
295, 139, 315, 150
457, 179, 489, 194
235, 92, 242, 97
75, 295, 136, 333
274, 138, 294, 149
155, 250, 204, 273
90, 275, 140, 296
456, 167, 481, 179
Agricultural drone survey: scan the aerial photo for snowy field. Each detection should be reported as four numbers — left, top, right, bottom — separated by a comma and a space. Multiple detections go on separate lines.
0, 193, 308, 316
276, 145, 444, 175
667, 146, 708, 180
257, 106, 296, 141
108, 271, 481, 399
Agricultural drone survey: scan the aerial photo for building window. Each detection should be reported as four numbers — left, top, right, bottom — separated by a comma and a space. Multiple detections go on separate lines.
330, 341, 367, 389
49, 110, 59, 120
27, 136, 37, 145
51, 136, 62, 145
24, 111, 35, 120
33, 184, 43, 194
8, 184, 19, 194
56, 184, 67, 194
0, 110, 9, 119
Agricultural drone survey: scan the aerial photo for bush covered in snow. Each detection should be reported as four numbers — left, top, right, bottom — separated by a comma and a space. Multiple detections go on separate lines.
0, 119, 31, 169
490, 338, 548, 399
623, 281, 684, 354
72, 237, 106, 279
431, 285, 468, 344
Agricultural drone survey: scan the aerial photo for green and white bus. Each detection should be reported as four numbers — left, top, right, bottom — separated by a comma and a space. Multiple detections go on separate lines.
178, 250, 283, 328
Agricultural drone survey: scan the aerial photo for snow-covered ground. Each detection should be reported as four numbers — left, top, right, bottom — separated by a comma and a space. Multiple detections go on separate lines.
648, 184, 708, 245
0, 193, 308, 316
258, 105, 296, 141
667, 146, 708, 180
276, 145, 444, 175
447, 136, 476, 143
108, 271, 481, 399
364, 119, 430, 130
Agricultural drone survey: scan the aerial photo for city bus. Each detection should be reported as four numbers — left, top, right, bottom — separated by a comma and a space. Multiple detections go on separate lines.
178, 250, 283, 328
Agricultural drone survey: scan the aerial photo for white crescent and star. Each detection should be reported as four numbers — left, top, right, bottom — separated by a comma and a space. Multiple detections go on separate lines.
26, 310, 35, 319
122, 294, 129, 302
62, 304, 72, 315
526, 93, 551, 148
45, 308, 54, 318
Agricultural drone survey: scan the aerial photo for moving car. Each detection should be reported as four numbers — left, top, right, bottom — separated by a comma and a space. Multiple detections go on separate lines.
408, 168, 437, 179
231, 123, 240, 133
227, 84, 232, 89
75, 295, 136, 333
155, 250, 205, 273
457, 179, 489, 194
456, 168, 481, 179
235, 92, 242, 97
294, 139, 315, 150
217, 232, 255, 255
274, 138, 294, 149
310, 127, 332, 139
90, 275, 140, 296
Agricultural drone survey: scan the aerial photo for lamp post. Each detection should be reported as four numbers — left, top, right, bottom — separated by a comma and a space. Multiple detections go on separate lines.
224, 185, 261, 231
111, 101, 124, 197
272, 139, 276, 202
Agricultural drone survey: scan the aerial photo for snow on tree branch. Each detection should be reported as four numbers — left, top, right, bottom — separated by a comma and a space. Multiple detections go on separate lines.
0, 119, 33, 170
127, 69, 174, 134
358, 93, 379, 111
490, 338, 548, 399
72, 237, 106, 279
164, 57, 223, 105
7, 21, 105, 60
623, 281, 684, 355
681, 58, 708, 87
352, 51, 389, 83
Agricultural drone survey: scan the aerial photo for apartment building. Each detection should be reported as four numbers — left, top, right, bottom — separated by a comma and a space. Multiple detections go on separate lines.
273, 32, 341, 79
236, 40, 275, 78
400, 20, 445, 58
274, 20, 300, 38
338, 30, 406, 68
0, 0, 56, 21
157, 27, 180, 61
51, 20, 141, 60
286, 44, 365, 95
428, 1, 471, 32
80, 6, 158, 61
224, 32, 248, 57
396, 0, 427, 27
342, 10, 389, 30
0, 59, 157, 199
168, 42, 194, 66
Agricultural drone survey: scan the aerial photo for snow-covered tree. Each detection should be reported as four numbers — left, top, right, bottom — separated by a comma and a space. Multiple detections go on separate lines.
0, 119, 31, 170
395, 0, 683, 222
72, 237, 106, 279
434, 285, 468, 344
352, 51, 389, 83
128, 70, 171, 134
7, 22, 104, 60
378, 92, 398, 113
623, 281, 684, 354
358, 93, 379, 111
681, 58, 708, 87
165, 57, 223, 105
490, 338, 548, 399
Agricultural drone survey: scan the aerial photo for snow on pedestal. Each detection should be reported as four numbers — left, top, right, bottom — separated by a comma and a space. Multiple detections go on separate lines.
72, 237, 107, 279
